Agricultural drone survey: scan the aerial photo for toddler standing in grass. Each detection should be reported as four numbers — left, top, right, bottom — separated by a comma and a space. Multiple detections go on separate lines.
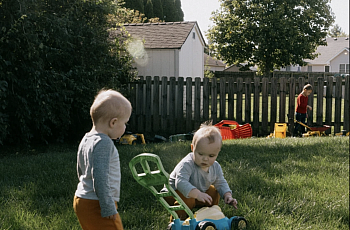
73, 89, 132, 230
293, 84, 313, 137
165, 122, 238, 220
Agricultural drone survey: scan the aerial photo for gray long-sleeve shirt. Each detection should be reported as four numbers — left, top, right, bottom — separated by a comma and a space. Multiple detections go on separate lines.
75, 133, 120, 217
169, 152, 232, 198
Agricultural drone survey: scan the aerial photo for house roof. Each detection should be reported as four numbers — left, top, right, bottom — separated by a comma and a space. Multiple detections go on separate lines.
118, 21, 205, 49
305, 37, 349, 65
204, 53, 226, 67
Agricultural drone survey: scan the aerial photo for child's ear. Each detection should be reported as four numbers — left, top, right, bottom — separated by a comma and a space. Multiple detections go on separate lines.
191, 144, 194, 151
110, 118, 118, 127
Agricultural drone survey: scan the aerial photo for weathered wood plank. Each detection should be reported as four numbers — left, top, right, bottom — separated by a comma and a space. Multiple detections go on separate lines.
325, 76, 333, 135
194, 77, 201, 129
253, 77, 260, 136
334, 77, 342, 133
261, 77, 269, 134
211, 77, 218, 124
288, 77, 296, 135
169, 77, 176, 134
344, 76, 350, 132
236, 77, 243, 124
161, 76, 168, 131
316, 77, 324, 126
220, 77, 226, 121
176, 77, 184, 133
137, 76, 144, 132
145, 76, 152, 132
307, 76, 315, 126
152, 76, 160, 133
270, 77, 277, 131
245, 77, 251, 124
203, 77, 209, 121
279, 77, 286, 123
228, 77, 235, 120
186, 77, 192, 132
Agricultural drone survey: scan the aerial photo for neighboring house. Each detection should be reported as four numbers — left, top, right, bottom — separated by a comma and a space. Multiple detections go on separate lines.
118, 21, 205, 78
204, 53, 226, 72
223, 64, 257, 72
281, 37, 349, 73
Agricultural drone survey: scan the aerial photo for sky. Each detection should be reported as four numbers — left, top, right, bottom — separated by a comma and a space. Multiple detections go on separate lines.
182, 0, 349, 42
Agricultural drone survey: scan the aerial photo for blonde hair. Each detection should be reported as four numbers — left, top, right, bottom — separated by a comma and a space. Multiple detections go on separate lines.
303, 84, 313, 91
90, 89, 131, 124
192, 121, 222, 149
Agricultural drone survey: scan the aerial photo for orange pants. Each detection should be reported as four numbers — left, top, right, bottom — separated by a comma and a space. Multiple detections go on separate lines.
164, 185, 220, 220
73, 196, 124, 230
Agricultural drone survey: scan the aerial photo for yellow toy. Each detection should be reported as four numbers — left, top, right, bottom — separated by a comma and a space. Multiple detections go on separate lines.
119, 133, 146, 145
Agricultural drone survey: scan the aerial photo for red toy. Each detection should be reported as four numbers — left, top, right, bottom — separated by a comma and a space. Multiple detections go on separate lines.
214, 120, 252, 140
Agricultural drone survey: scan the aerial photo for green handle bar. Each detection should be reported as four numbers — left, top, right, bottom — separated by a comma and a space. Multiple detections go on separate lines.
129, 153, 194, 219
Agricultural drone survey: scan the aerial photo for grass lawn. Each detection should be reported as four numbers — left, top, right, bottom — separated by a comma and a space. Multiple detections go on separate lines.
0, 137, 348, 230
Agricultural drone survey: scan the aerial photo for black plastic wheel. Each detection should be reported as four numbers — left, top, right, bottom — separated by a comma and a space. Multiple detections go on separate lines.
231, 216, 248, 230
166, 223, 173, 230
195, 221, 217, 230
132, 140, 136, 145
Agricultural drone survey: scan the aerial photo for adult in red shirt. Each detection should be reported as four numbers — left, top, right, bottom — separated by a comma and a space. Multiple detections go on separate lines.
293, 84, 313, 137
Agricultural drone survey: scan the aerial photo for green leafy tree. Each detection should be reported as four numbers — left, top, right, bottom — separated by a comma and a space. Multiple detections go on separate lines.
144, 0, 154, 20
208, 0, 334, 76
174, 0, 184, 21
328, 24, 348, 37
124, 0, 145, 14
152, 0, 164, 20
162, 0, 176, 21
0, 0, 135, 146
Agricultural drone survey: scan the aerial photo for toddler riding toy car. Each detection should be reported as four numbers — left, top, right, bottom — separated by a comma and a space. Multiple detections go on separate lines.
129, 153, 248, 230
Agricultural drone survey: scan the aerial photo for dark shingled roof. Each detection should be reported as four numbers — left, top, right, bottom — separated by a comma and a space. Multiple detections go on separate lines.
120, 21, 201, 49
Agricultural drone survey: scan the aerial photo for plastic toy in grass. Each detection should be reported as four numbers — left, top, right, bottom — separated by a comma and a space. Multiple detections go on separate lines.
129, 153, 248, 230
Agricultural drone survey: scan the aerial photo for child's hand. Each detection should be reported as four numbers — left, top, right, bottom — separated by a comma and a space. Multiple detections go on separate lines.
307, 105, 312, 111
105, 214, 117, 220
197, 192, 213, 205
224, 193, 238, 209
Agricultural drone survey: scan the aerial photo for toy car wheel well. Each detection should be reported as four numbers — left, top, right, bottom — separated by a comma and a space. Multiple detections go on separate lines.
195, 221, 217, 230
231, 216, 247, 230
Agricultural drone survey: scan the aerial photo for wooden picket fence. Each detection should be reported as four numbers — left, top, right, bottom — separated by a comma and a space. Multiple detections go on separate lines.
126, 73, 349, 137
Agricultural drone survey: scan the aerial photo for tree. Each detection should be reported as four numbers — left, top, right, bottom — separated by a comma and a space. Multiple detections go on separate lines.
174, 0, 184, 21
162, 0, 176, 21
152, 0, 164, 20
144, 0, 154, 20
124, 0, 144, 14
208, 0, 334, 76
0, 0, 135, 146
329, 24, 348, 37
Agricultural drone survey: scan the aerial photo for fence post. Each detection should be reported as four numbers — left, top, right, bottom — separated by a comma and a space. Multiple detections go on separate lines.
316, 77, 324, 126
228, 77, 235, 120
279, 77, 286, 123
211, 77, 218, 124
186, 77, 193, 132
137, 76, 144, 132
194, 77, 201, 129
169, 77, 176, 134
203, 77, 210, 121
325, 76, 333, 135
253, 77, 260, 136
220, 77, 226, 121
236, 77, 243, 124
262, 77, 269, 134
128, 81, 137, 132
245, 77, 252, 124
334, 77, 342, 133
307, 75, 315, 126
153, 76, 160, 133
161, 76, 168, 132
288, 77, 296, 135
177, 77, 184, 133
145, 76, 152, 133
344, 76, 350, 132
270, 77, 277, 132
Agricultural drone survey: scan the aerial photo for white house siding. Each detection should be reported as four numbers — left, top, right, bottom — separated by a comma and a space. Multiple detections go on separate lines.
330, 51, 349, 73
179, 26, 204, 78
135, 49, 176, 77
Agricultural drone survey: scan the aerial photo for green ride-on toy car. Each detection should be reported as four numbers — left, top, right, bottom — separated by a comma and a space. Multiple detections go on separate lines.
129, 153, 248, 230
